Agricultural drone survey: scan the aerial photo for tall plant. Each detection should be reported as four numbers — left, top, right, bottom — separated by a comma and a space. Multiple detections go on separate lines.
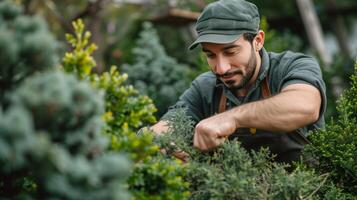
122, 22, 191, 117
0, 2, 131, 199
62, 19, 190, 200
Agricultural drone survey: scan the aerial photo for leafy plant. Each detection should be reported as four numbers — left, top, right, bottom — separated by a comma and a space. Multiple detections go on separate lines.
304, 62, 357, 196
62, 19, 190, 199
155, 109, 328, 200
128, 155, 190, 200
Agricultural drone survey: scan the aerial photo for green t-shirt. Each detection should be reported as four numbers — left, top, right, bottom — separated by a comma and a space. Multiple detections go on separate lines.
163, 48, 326, 163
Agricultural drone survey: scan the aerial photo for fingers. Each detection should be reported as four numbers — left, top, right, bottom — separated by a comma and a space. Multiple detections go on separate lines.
193, 115, 233, 151
193, 128, 227, 151
172, 151, 190, 162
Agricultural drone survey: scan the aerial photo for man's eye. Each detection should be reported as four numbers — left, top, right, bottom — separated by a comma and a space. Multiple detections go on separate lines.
205, 53, 215, 58
225, 51, 237, 56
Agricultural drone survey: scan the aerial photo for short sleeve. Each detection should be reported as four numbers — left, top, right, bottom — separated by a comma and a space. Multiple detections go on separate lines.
280, 56, 327, 127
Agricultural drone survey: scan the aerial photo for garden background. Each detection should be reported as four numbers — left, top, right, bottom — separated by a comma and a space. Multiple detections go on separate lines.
1, 0, 357, 199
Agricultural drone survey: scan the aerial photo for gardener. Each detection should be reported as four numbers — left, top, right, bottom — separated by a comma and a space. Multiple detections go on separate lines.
151, 0, 326, 164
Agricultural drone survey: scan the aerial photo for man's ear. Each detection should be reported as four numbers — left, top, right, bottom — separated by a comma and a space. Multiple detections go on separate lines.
255, 30, 265, 51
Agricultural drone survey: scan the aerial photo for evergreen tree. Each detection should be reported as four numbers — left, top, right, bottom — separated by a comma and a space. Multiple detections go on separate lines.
122, 22, 191, 117
0, 2, 131, 199
0, 0, 58, 105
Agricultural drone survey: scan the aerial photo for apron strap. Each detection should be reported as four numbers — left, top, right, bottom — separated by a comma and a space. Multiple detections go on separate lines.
219, 75, 270, 113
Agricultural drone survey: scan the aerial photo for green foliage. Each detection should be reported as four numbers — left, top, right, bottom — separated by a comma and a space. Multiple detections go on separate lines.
122, 22, 191, 117
10, 71, 106, 156
128, 155, 190, 200
63, 19, 189, 200
260, 16, 303, 53
155, 109, 327, 200
0, 0, 59, 104
317, 54, 353, 119
304, 62, 357, 196
0, 72, 131, 200
63, 19, 97, 79
0, 4, 131, 199
91, 67, 158, 161
62, 19, 158, 161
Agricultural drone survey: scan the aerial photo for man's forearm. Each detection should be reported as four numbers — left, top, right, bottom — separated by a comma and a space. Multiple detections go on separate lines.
228, 84, 321, 133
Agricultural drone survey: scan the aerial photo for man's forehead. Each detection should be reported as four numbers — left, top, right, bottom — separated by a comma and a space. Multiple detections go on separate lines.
201, 38, 245, 52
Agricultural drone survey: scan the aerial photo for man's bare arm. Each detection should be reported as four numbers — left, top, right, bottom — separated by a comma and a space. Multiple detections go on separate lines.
194, 83, 322, 150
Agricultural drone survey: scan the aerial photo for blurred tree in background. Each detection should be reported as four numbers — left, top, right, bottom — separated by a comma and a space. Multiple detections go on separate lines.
122, 22, 191, 117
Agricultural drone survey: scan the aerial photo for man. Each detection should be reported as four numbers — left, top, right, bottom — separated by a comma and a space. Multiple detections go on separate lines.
151, 0, 326, 164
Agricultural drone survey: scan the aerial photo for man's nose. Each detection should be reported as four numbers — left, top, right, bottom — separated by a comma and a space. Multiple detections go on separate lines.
215, 57, 231, 75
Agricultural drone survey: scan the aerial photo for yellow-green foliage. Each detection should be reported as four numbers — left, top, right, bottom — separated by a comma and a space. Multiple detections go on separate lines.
62, 19, 190, 200
63, 19, 96, 79
128, 155, 190, 200
90, 66, 158, 160
62, 19, 158, 160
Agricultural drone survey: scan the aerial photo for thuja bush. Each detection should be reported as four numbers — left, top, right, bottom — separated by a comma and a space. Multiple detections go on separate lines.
304, 62, 357, 196
0, 3, 131, 199
63, 19, 158, 161
155, 109, 329, 200
122, 22, 191, 117
0, 72, 131, 199
62, 19, 189, 199
0, 0, 58, 104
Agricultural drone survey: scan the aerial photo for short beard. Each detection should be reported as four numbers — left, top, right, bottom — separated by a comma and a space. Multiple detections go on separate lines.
215, 46, 257, 90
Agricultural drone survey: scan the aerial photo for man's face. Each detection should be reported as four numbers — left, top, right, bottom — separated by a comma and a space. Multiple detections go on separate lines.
202, 36, 257, 90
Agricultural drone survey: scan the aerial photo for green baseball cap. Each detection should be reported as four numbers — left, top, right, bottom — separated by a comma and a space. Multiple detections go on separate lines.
189, 0, 260, 50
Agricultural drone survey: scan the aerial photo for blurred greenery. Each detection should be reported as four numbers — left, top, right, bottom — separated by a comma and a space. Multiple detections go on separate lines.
63, 19, 190, 199
122, 22, 191, 117
3, 0, 357, 198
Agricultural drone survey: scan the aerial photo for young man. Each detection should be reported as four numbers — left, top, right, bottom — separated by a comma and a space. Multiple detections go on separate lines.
152, 0, 326, 164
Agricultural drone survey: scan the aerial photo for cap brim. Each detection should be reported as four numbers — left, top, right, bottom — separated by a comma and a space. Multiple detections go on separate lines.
188, 33, 242, 50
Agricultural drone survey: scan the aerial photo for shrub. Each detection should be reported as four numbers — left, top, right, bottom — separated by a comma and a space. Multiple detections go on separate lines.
304, 62, 357, 196
0, 3, 131, 199
0, 72, 131, 199
155, 109, 328, 200
122, 22, 191, 117
62, 19, 190, 199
